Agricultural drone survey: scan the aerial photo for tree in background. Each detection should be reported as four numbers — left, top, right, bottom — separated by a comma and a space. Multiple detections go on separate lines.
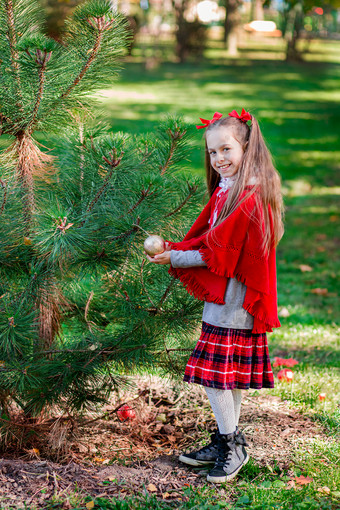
223, 0, 243, 56
272, 0, 340, 60
172, 0, 207, 62
0, 0, 202, 449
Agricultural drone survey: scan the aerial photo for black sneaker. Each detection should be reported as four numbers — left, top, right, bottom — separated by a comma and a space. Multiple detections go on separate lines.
179, 430, 220, 466
207, 430, 249, 483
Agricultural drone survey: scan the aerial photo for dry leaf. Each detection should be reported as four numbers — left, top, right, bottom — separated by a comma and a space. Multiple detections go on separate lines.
93, 457, 106, 463
147, 483, 157, 492
299, 264, 312, 272
280, 428, 291, 437
86, 502, 95, 510
295, 475, 313, 485
162, 492, 170, 499
329, 215, 338, 222
286, 480, 296, 489
317, 486, 330, 494
310, 288, 328, 295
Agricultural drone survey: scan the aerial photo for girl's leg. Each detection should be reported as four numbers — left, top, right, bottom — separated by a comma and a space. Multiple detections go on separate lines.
232, 389, 242, 426
204, 387, 236, 434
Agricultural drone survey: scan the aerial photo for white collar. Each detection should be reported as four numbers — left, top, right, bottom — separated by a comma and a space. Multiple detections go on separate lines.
218, 176, 236, 194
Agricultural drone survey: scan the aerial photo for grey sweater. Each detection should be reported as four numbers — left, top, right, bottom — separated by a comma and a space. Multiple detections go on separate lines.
170, 250, 254, 330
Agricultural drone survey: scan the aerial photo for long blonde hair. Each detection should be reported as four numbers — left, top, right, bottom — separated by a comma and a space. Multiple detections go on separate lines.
205, 114, 284, 253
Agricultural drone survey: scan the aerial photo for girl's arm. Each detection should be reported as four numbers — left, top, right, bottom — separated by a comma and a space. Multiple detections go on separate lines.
147, 250, 206, 267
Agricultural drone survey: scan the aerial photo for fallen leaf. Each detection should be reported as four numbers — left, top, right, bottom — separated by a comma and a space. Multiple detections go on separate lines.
147, 483, 157, 492
86, 502, 95, 510
329, 215, 338, 222
295, 475, 313, 485
299, 264, 312, 272
93, 457, 106, 463
286, 480, 296, 490
310, 288, 328, 295
317, 486, 330, 494
162, 492, 170, 499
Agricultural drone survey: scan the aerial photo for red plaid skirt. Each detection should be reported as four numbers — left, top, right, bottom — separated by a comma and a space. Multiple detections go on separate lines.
183, 322, 274, 390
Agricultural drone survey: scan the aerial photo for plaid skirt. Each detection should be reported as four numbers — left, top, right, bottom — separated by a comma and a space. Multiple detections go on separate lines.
183, 322, 274, 390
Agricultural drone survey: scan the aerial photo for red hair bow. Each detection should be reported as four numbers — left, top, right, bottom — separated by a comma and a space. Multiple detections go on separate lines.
228, 108, 251, 123
196, 112, 223, 130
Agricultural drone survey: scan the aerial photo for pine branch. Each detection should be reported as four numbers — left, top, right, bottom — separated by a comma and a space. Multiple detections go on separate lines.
60, 17, 113, 101
124, 184, 154, 217
0, 180, 7, 215
109, 220, 140, 242
28, 53, 51, 132
160, 127, 186, 176
140, 259, 157, 308
81, 149, 123, 224
157, 278, 176, 308
165, 183, 198, 217
4, 0, 23, 113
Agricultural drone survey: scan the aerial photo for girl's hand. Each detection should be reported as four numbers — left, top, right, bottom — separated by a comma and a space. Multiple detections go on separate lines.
146, 250, 171, 265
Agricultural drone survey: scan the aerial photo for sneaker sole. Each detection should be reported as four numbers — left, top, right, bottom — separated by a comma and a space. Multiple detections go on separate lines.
178, 455, 216, 466
206, 453, 249, 483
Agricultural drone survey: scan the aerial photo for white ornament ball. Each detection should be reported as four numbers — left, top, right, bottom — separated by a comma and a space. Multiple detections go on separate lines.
144, 235, 165, 256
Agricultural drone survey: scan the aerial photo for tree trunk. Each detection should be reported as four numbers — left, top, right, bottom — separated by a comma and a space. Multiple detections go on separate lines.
285, 1, 304, 61
13, 134, 59, 351
250, 0, 264, 21
223, 0, 241, 56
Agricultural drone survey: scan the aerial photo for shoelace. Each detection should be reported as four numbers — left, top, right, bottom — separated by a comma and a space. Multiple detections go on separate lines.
214, 439, 234, 468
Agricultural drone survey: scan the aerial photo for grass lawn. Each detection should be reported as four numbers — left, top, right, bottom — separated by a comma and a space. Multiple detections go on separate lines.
87, 38, 340, 509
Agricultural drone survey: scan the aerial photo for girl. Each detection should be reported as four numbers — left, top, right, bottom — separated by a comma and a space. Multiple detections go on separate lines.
147, 109, 284, 483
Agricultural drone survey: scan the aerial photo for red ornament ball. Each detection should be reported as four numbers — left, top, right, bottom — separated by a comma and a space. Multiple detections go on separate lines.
117, 404, 136, 422
277, 368, 294, 382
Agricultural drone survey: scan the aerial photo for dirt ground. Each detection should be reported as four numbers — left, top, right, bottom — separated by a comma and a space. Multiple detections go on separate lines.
0, 377, 327, 509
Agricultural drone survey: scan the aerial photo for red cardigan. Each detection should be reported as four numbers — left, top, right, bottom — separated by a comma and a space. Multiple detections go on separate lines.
169, 187, 280, 333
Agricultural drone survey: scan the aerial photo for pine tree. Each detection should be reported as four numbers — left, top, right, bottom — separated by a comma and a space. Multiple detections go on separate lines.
0, 0, 203, 440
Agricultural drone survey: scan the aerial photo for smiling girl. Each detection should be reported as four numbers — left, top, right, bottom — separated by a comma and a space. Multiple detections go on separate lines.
147, 109, 284, 483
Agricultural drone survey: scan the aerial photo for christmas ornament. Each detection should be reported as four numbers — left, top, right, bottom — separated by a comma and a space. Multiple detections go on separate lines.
277, 368, 294, 382
117, 404, 136, 422
144, 235, 165, 256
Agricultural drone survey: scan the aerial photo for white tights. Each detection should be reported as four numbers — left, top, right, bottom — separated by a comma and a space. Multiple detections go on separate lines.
205, 387, 242, 435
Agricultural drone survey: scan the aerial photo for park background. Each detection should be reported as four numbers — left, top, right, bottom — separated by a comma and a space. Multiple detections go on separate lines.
0, 0, 339, 508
